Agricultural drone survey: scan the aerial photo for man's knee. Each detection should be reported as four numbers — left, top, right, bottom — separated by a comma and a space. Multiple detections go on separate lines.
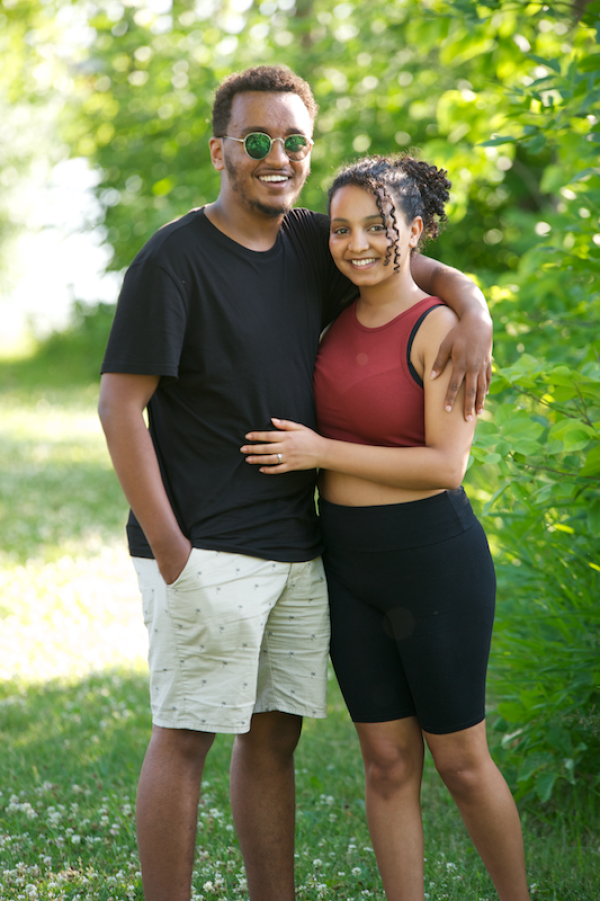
235, 711, 303, 760
149, 725, 216, 763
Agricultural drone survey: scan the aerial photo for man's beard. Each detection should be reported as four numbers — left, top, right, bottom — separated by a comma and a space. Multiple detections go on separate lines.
224, 156, 304, 218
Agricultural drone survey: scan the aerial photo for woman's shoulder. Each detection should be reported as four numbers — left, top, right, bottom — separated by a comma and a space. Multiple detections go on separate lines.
419, 297, 459, 332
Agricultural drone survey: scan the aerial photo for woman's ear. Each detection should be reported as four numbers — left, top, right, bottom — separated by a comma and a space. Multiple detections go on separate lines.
410, 216, 423, 248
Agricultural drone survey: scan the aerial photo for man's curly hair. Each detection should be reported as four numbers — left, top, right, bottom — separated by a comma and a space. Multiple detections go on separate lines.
328, 154, 451, 270
212, 65, 318, 137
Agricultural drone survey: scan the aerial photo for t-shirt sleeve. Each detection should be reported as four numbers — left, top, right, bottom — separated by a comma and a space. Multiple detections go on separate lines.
294, 209, 358, 327
101, 260, 188, 378
322, 263, 358, 328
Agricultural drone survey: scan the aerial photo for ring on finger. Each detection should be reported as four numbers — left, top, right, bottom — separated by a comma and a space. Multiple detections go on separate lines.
277, 453, 282, 463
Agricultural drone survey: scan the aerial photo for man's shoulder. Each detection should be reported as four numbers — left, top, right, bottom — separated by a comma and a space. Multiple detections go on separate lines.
131, 207, 206, 267
283, 207, 330, 232
281, 207, 331, 249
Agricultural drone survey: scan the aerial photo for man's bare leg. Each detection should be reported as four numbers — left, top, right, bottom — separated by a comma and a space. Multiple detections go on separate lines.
136, 725, 216, 901
230, 711, 302, 901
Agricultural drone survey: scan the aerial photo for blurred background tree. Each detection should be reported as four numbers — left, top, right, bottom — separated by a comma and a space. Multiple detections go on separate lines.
2, 0, 599, 812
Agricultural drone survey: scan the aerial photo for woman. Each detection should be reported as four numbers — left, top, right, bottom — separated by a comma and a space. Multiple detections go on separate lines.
241, 155, 529, 901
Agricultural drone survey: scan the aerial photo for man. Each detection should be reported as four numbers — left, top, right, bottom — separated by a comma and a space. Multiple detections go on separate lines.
99, 65, 492, 901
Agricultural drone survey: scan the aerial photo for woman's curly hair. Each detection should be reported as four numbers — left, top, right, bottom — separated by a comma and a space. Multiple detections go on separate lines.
328, 154, 451, 270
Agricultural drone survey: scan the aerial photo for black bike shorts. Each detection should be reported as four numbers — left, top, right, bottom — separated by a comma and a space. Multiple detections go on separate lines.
320, 488, 496, 735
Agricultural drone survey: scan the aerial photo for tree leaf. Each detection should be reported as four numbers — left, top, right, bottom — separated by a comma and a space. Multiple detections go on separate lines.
535, 770, 559, 803
580, 445, 600, 477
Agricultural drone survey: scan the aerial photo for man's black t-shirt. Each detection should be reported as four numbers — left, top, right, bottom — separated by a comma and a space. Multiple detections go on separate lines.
101, 207, 355, 562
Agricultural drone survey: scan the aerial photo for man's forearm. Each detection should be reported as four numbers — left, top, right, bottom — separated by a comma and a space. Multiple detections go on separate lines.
99, 375, 191, 583
411, 254, 491, 323
411, 254, 493, 418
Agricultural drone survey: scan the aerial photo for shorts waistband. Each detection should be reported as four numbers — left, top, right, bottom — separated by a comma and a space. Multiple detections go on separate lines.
319, 488, 476, 551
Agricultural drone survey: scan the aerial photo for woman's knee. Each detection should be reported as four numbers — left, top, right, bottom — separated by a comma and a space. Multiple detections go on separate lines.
358, 724, 423, 797
426, 721, 494, 799
432, 744, 496, 800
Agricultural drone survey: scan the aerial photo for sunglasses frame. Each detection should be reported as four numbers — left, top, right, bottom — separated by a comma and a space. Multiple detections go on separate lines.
221, 132, 314, 161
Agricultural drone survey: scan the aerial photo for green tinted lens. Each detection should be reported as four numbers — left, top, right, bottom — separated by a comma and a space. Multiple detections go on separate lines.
283, 135, 309, 159
244, 133, 272, 159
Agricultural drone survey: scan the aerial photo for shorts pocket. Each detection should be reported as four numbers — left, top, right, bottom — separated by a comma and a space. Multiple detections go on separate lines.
165, 547, 204, 588
132, 558, 158, 627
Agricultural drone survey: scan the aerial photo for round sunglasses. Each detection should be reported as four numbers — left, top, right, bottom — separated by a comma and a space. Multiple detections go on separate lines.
221, 132, 314, 161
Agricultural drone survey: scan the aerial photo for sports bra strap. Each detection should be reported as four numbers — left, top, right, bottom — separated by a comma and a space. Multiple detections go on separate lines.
407, 303, 445, 388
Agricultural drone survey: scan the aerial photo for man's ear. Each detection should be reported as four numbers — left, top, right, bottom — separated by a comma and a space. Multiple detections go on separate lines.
209, 136, 225, 172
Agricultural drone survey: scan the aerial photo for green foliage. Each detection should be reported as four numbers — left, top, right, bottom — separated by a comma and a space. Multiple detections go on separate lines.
472, 357, 600, 807
468, 0, 600, 809
4, 0, 593, 275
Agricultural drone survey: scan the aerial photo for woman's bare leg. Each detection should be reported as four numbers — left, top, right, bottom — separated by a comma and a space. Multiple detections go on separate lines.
426, 721, 530, 901
355, 717, 425, 901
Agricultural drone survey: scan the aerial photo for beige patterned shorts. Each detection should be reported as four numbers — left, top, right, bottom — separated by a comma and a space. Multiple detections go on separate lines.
133, 549, 330, 734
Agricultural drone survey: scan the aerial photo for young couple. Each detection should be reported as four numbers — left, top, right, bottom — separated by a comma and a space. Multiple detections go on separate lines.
99, 65, 529, 901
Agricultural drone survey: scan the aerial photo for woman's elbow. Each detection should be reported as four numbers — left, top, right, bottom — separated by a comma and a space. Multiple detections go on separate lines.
438, 456, 469, 491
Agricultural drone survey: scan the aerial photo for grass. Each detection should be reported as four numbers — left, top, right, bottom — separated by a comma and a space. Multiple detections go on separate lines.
1, 337, 599, 900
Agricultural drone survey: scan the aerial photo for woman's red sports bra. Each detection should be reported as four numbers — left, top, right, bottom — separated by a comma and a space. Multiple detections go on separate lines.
314, 295, 445, 448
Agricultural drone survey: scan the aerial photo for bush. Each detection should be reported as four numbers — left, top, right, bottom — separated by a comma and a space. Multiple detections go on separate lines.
470, 0, 600, 808
472, 357, 600, 808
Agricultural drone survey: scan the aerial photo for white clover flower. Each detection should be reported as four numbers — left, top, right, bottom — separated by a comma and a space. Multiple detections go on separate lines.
203, 881, 214, 891
352, 866, 362, 875
446, 861, 457, 870
312, 858, 323, 868
71, 835, 81, 845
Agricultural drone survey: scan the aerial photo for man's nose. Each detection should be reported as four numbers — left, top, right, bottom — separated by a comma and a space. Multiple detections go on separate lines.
264, 137, 289, 165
